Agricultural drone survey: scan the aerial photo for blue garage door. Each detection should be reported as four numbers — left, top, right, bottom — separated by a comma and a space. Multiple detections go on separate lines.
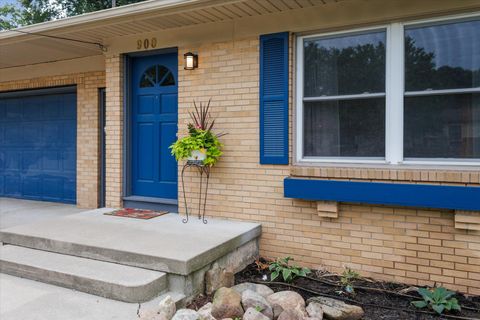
0, 88, 77, 203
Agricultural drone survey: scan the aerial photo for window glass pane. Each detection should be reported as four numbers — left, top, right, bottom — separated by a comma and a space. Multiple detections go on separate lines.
303, 31, 386, 97
303, 98, 385, 157
161, 72, 175, 86
404, 93, 480, 158
157, 65, 169, 83
140, 66, 156, 88
405, 19, 480, 91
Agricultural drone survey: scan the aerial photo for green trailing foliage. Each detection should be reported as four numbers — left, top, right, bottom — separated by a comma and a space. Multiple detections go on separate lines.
340, 267, 360, 294
170, 99, 224, 166
269, 256, 311, 283
412, 287, 461, 315
170, 126, 223, 166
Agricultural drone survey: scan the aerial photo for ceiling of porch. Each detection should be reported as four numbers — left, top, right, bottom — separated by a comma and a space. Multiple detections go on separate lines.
0, 0, 346, 69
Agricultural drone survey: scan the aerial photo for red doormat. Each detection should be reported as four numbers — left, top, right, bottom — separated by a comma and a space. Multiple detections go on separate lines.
104, 208, 168, 220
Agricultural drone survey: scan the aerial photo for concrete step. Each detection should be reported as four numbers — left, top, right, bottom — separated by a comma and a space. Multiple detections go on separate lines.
0, 210, 261, 275
0, 245, 167, 303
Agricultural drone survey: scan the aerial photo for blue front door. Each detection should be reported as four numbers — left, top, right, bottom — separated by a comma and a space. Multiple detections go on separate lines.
131, 52, 178, 200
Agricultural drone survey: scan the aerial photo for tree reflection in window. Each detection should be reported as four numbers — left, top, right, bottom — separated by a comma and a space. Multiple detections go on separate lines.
139, 65, 175, 88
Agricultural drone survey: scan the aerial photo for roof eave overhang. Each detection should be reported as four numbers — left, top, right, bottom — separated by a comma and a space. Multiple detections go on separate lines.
0, 0, 241, 42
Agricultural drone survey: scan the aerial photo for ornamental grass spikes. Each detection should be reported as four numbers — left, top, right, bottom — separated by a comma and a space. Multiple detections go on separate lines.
187, 99, 226, 138
190, 99, 214, 132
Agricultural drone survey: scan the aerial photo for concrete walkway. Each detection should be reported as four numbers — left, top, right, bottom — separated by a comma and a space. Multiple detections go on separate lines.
0, 198, 84, 229
0, 273, 166, 320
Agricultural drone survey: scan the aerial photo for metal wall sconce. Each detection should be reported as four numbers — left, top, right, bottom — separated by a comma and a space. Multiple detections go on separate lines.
184, 52, 198, 70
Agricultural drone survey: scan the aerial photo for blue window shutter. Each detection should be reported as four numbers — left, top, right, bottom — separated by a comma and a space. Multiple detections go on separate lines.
260, 32, 289, 165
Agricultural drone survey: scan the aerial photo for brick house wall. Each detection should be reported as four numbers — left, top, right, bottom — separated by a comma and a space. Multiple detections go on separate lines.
0, 71, 105, 208
175, 37, 480, 295
2, 0, 479, 299
104, 55, 124, 208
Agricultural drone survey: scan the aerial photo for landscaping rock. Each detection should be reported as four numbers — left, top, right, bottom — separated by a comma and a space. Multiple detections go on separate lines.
198, 303, 216, 320
277, 307, 305, 320
241, 289, 273, 319
306, 297, 363, 320
139, 309, 168, 320
211, 287, 244, 319
306, 302, 323, 320
206, 264, 235, 295
266, 291, 305, 319
158, 295, 177, 320
172, 309, 200, 320
232, 282, 274, 298
243, 307, 271, 320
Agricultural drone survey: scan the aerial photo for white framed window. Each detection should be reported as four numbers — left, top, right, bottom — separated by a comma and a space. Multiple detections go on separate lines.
296, 13, 480, 166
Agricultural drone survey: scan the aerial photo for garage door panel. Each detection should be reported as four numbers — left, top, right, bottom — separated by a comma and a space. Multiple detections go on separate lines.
22, 150, 42, 171
0, 89, 76, 203
23, 124, 43, 146
64, 179, 76, 201
63, 95, 76, 118
4, 175, 21, 195
23, 99, 43, 120
63, 151, 76, 172
43, 123, 63, 146
43, 151, 61, 171
63, 122, 76, 145
5, 124, 20, 145
23, 176, 41, 197
43, 177, 63, 200
0, 101, 5, 118
0, 151, 4, 170
43, 96, 65, 120
5, 99, 22, 120
5, 151, 21, 171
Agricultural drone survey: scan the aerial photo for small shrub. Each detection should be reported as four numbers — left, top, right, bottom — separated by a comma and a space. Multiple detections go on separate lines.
412, 287, 461, 314
269, 256, 311, 283
340, 267, 360, 294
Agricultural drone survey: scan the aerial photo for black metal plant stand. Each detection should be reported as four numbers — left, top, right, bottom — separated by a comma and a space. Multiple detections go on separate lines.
181, 160, 210, 224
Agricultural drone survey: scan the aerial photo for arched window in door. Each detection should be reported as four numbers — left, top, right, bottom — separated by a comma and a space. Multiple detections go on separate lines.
139, 65, 176, 88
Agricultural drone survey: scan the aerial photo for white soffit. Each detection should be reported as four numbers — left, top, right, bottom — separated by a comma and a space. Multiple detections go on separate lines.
0, 0, 344, 69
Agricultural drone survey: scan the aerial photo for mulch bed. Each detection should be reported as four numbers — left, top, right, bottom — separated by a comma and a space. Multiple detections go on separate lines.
187, 260, 480, 319
234, 260, 480, 320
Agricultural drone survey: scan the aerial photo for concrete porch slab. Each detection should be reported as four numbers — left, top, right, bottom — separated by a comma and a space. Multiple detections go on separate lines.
0, 198, 85, 229
0, 208, 261, 275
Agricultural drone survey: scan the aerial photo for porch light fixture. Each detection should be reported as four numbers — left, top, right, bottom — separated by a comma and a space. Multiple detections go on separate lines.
184, 52, 198, 70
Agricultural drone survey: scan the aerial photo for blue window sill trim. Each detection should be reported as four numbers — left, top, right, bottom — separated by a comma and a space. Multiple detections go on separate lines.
284, 178, 480, 211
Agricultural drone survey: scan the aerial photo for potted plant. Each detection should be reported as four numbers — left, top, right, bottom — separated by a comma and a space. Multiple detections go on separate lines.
170, 99, 224, 166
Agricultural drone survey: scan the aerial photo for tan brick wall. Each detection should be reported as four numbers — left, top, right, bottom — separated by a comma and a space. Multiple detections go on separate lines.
104, 54, 124, 208
0, 72, 105, 208
177, 36, 480, 295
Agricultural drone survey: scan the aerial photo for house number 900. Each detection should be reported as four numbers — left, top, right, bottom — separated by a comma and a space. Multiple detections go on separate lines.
137, 38, 157, 50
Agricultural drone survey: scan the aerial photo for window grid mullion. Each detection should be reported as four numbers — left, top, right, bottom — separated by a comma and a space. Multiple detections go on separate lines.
303, 93, 386, 102
385, 23, 404, 165
405, 87, 480, 96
